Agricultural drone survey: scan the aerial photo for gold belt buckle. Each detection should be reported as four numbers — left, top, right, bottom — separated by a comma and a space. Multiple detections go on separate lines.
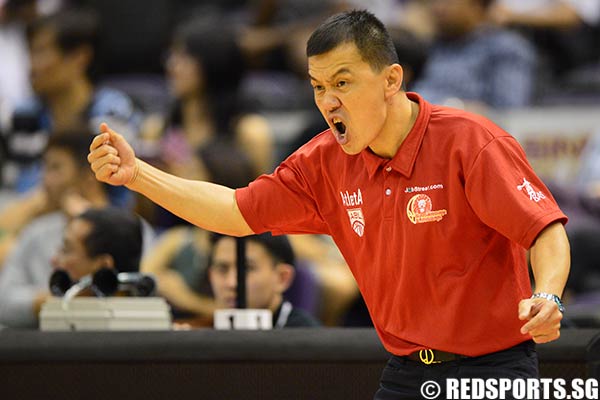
419, 349, 441, 364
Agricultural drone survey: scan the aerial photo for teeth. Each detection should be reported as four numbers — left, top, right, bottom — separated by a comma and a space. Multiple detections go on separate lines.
331, 117, 346, 135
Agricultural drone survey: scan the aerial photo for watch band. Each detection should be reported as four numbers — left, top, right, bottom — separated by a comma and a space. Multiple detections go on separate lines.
531, 292, 565, 313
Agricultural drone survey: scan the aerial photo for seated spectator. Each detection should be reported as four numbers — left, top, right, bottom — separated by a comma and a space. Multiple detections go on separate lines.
1, 8, 142, 199
141, 141, 256, 319
0, 134, 153, 329
488, 0, 600, 83
142, 141, 348, 326
209, 232, 320, 328
142, 17, 273, 180
52, 207, 143, 289
411, 0, 537, 110
0, 132, 109, 268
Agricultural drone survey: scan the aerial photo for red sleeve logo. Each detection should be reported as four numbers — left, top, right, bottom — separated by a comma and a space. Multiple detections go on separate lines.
517, 178, 546, 202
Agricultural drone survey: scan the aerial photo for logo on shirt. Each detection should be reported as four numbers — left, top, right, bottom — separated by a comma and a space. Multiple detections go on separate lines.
340, 189, 363, 207
346, 208, 365, 237
517, 178, 546, 203
404, 183, 444, 193
406, 194, 447, 224
340, 189, 364, 237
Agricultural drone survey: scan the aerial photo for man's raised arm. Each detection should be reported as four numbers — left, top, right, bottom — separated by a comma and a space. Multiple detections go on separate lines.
88, 123, 254, 237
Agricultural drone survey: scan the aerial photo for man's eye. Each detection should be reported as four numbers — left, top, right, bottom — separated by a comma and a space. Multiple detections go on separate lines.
214, 264, 229, 274
336, 81, 346, 88
313, 85, 324, 92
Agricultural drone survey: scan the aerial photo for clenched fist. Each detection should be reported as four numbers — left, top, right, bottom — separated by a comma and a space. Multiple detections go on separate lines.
88, 122, 138, 186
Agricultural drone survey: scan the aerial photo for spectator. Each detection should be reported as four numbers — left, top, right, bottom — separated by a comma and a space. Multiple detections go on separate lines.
0, 133, 111, 328
209, 232, 320, 328
141, 141, 256, 320
412, 0, 537, 110
142, 17, 273, 180
1, 8, 142, 197
488, 0, 600, 80
52, 207, 143, 285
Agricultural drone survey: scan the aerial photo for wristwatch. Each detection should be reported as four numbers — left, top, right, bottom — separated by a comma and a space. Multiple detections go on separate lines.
531, 292, 565, 313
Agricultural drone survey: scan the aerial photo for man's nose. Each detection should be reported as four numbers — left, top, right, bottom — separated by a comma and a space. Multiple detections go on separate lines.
224, 269, 238, 287
321, 92, 341, 112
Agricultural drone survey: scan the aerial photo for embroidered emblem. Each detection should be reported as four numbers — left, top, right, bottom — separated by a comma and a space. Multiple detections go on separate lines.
406, 194, 447, 224
347, 208, 365, 237
517, 178, 546, 203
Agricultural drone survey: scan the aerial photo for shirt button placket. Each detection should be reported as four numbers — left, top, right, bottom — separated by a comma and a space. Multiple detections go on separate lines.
383, 166, 395, 220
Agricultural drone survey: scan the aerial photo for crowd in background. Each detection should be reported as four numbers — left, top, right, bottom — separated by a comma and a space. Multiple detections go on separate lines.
1, 0, 600, 330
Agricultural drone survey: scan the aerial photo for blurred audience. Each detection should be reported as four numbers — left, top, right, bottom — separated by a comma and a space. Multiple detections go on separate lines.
552, 129, 600, 297
287, 234, 359, 326
0, 133, 111, 328
2, 0, 600, 328
0, 133, 153, 328
209, 232, 320, 328
141, 141, 256, 320
0, 8, 142, 198
0, 0, 36, 117
239, 0, 339, 71
52, 206, 143, 289
488, 0, 600, 76
412, 0, 537, 110
141, 17, 274, 180
0, 132, 107, 268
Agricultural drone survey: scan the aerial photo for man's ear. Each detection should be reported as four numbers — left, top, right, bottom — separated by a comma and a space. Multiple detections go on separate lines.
275, 263, 295, 293
384, 64, 404, 100
93, 254, 115, 272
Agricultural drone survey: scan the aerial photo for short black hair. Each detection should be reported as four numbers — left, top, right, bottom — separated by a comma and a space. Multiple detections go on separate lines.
27, 8, 100, 79
77, 207, 143, 273
44, 132, 93, 169
211, 232, 296, 267
306, 9, 398, 71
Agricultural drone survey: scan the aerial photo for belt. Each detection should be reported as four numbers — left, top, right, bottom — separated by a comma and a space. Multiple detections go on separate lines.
407, 349, 467, 364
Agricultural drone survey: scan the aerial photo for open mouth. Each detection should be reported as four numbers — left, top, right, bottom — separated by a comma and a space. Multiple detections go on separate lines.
331, 117, 348, 145
333, 118, 347, 135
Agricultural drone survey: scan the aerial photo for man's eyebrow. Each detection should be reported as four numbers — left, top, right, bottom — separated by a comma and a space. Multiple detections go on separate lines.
309, 67, 352, 82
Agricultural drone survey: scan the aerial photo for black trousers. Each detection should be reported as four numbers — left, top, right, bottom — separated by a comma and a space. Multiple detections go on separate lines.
374, 341, 538, 400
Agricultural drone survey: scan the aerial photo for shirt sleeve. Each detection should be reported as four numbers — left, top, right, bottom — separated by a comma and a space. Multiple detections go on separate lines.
235, 159, 329, 236
465, 136, 568, 249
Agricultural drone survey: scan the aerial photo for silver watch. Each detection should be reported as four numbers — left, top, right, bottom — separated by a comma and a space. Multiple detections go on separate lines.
531, 292, 565, 313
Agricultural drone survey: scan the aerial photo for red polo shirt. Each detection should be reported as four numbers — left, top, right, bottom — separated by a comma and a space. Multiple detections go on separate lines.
235, 93, 567, 357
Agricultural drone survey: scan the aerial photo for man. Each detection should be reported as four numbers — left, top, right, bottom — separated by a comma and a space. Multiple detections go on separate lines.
1, 8, 141, 198
0, 133, 111, 328
209, 233, 320, 328
88, 10, 570, 398
52, 207, 143, 285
